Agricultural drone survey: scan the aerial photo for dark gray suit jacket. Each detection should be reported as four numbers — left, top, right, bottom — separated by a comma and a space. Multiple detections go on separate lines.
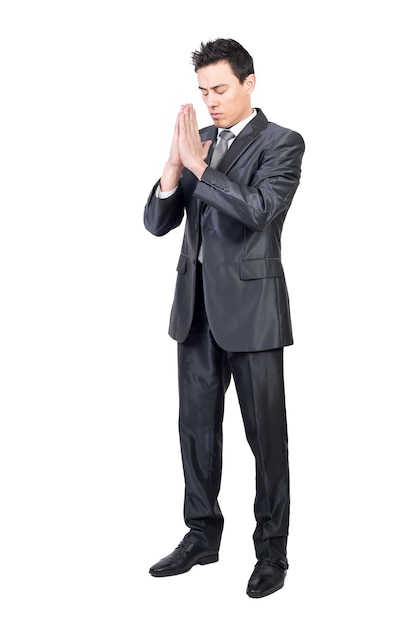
144, 109, 305, 352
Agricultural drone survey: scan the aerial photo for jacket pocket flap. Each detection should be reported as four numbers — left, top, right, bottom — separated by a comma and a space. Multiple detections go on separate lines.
239, 257, 283, 280
176, 254, 187, 274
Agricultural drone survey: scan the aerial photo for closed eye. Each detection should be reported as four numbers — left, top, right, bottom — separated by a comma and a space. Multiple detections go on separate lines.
199, 84, 228, 96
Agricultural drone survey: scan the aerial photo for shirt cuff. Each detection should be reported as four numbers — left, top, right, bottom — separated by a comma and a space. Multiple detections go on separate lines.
155, 184, 178, 199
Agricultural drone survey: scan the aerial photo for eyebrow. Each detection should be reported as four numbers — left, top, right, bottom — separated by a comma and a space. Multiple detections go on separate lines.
198, 83, 228, 91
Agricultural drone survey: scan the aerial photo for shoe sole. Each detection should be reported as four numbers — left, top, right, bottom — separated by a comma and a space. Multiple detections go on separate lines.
149, 554, 219, 577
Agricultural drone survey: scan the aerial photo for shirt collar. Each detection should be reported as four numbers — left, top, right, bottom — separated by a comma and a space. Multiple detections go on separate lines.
217, 109, 257, 139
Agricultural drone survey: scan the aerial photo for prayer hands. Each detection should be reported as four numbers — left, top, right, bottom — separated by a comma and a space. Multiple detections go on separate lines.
161, 104, 211, 192
177, 104, 212, 176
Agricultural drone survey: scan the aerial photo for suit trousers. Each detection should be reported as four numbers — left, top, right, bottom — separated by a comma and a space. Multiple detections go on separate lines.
177, 263, 289, 565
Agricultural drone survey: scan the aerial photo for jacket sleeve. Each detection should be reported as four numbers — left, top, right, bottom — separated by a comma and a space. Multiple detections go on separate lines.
193, 130, 305, 232
143, 180, 185, 237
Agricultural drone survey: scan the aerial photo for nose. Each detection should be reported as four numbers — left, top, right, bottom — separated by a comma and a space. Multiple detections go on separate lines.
206, 91, 219, 108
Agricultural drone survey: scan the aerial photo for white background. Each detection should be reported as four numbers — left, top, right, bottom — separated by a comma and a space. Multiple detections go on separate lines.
1, 1, 417, 624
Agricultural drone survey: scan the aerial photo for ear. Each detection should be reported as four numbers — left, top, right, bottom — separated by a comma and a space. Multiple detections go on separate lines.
244, 74, 256, 94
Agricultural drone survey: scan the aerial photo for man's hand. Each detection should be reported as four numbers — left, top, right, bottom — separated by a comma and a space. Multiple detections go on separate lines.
160, 110, 185, 192
160, 104, 210, 191
178, 104, 211, 180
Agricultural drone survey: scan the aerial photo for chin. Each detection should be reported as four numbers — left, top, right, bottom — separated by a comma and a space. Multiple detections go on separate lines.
211, 115, 226, 128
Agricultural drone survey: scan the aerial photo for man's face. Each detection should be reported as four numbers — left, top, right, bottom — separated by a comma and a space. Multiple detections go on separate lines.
197, 60, 255, 129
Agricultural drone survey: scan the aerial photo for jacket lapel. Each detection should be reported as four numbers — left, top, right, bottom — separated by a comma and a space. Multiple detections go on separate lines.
217, 108, 268, 173
204, 127, 219, 165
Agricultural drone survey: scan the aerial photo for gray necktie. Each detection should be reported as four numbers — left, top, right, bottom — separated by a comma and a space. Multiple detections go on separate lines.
198, 129, 235, 263
210, 129, 235, 169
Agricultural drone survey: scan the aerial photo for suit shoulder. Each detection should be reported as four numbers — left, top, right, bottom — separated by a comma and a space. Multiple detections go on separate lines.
199, 124, 216, 138
268, 121, 304, 141
266, 122, 305, 150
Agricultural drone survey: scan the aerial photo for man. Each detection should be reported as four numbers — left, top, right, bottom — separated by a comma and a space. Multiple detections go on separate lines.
144, 38, 304, 598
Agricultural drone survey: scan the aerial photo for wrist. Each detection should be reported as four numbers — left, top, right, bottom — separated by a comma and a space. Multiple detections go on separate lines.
160, 162, 183, 192
189, 162, 208, 181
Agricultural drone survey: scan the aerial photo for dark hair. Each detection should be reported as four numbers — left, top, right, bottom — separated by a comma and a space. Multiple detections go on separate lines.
191, 38, 254, 83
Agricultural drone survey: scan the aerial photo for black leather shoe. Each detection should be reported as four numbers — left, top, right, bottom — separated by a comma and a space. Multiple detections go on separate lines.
149, 538, 218, 577
246, 560, 287, 598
